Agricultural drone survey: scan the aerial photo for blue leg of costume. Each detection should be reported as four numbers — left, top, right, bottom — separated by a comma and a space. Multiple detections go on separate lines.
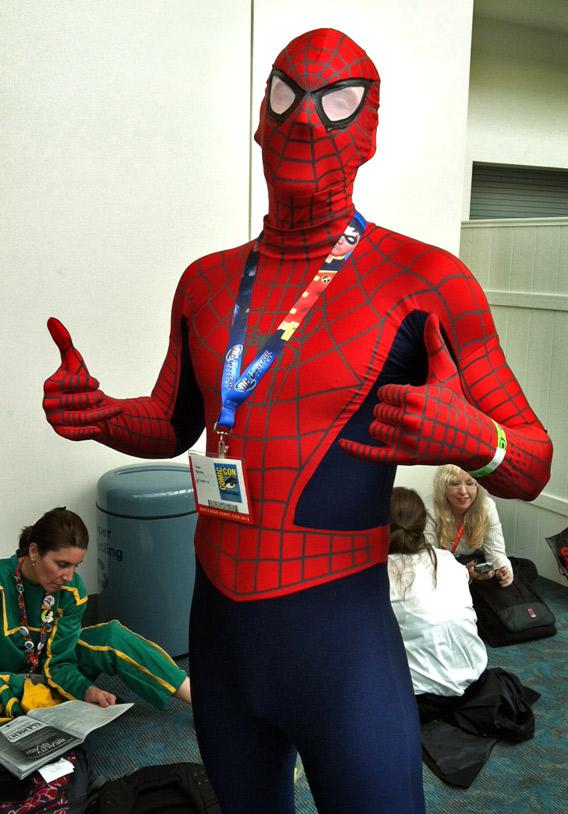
189, 564, 425, 814
76, 620, 186, 708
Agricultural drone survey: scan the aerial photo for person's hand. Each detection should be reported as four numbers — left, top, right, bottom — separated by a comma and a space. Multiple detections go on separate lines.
339, 314, 499, 469
43, 317, 123, 440
495, 565, 513, 587
84, 686, 117, 707
466, 561, 495, 582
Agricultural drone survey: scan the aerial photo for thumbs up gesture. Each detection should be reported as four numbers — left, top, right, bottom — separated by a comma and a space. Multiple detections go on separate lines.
43, 318, 123, 441
340, 314, 498, 469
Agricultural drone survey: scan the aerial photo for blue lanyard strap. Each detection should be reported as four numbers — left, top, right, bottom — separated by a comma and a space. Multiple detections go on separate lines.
216, 212, 367, 445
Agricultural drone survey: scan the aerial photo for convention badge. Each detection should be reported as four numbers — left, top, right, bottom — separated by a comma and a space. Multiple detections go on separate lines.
188, 453, 253, 524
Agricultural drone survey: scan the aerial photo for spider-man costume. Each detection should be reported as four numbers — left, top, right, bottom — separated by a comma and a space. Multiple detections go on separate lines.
43, 29, 551, 813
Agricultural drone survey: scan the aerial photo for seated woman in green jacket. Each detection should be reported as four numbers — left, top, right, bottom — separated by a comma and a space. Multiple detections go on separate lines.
0, 506, 191, 717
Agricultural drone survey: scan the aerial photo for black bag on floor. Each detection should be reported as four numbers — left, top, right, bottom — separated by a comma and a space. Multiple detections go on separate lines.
545, 527, 568, 580
0, 746, 90, 813
94, 763, 221, 814
470, 573, 556, 646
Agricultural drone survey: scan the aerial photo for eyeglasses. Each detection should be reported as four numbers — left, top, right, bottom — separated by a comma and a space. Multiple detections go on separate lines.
446, 479, 478, 490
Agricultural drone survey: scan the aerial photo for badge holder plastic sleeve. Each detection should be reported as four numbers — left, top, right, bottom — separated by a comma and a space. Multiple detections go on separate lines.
188, 452, 254, 525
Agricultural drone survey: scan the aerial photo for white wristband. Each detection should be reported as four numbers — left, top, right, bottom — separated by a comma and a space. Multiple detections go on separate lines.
469, 421, 507, 478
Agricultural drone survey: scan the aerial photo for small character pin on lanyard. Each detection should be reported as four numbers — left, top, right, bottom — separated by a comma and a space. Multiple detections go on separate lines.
14, 559, 56, 674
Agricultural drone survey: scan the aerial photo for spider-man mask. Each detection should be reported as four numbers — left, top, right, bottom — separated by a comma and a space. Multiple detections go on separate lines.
255, 29, 380, 202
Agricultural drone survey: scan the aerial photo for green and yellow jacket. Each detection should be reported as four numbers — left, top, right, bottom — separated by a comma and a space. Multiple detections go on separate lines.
0, 553, 91, 715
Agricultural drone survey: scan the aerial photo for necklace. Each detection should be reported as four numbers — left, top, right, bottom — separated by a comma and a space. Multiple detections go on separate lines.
14, 559, 56, 673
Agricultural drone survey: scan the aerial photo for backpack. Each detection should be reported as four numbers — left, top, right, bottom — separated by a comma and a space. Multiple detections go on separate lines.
470, 573, 556, 646
0, 746, 90, 813
94, 763, 221, 814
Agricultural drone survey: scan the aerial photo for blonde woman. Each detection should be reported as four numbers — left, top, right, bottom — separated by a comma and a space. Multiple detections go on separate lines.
424, 465, 513, 588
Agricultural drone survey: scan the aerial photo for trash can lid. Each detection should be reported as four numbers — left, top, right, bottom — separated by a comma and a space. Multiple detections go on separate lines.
96, 463, 196, 518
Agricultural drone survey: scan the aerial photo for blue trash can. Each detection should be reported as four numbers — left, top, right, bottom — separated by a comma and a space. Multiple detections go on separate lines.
96, 463, 197, 657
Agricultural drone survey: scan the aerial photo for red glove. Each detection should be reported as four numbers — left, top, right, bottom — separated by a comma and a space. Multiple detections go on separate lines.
340, 314, 498, 470
43, 318, 123, 441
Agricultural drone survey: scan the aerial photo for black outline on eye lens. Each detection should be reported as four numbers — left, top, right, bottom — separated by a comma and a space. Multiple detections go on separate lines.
267, 69, 304, 123
315, 79, 372, 130
267, 70, 373, 131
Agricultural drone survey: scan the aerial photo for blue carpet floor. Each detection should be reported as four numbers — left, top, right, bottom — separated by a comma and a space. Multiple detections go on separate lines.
88, 576, 567, 813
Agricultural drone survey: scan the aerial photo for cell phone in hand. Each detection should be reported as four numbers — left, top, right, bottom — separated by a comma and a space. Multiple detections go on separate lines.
474, 561, 494, 574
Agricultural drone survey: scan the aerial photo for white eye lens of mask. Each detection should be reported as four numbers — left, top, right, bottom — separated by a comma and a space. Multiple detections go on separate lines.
321, 85, 365, 122
270, 75, 297, 115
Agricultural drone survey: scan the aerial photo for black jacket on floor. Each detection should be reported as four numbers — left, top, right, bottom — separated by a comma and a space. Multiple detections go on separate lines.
417, 668, 540, 788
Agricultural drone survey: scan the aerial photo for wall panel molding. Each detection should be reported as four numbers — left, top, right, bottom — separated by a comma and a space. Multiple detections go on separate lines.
529, 491, 568, 517
486, 290, 568, 312
462, 217, 568, 229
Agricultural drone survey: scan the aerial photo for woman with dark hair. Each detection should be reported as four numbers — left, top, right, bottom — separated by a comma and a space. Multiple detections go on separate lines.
388, 487, 487, 697
388, 488, 539, 787
0, 506, 191, 718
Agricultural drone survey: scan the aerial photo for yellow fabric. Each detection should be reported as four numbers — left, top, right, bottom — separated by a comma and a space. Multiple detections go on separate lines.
21, 679, 62, 713
60, 585, 88, 605
77, 640, 177, 694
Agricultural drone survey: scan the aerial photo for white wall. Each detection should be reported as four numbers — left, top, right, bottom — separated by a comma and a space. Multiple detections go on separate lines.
463, 15, 568, 217
2, 0, 474, 591
459, 12, 568, 583
1, 1, 251, 590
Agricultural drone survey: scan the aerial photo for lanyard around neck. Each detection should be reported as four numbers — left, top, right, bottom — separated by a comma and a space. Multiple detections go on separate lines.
451, 524, 465, 555
215, 212, 367, 455
14, 559, 56, 674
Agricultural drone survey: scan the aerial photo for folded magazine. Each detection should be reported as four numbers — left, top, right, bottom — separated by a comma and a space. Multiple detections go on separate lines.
0, 700, 132, 779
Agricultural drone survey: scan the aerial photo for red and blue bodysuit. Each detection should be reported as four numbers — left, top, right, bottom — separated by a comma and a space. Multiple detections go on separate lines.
43, 29, 552, 814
